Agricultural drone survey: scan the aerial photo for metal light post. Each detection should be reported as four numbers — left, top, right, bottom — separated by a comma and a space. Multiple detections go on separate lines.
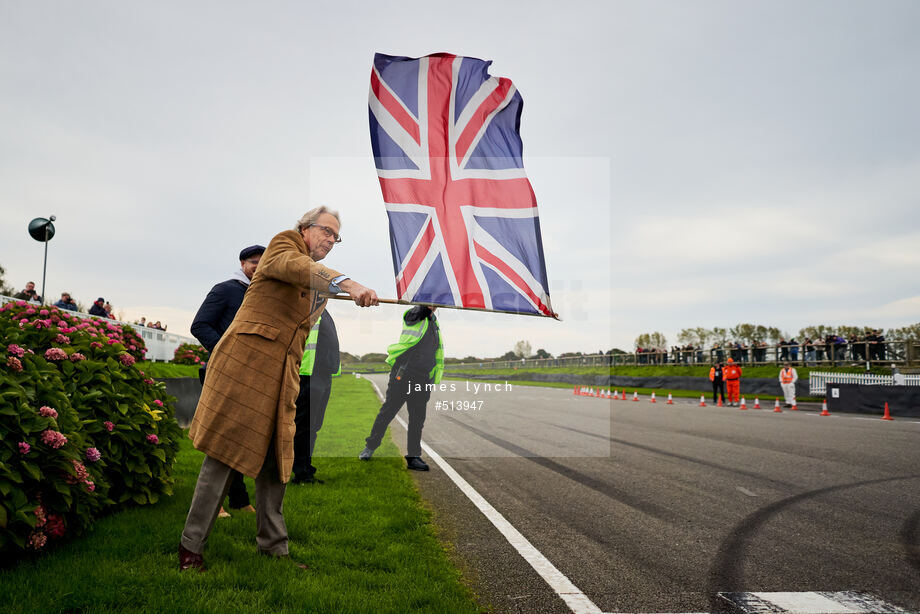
27, 216, 56, 305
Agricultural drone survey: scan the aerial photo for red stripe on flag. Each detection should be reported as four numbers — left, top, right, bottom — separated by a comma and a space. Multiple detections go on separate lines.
371, 70, 420, 146
455, 77, 513, 163
396, 219, 436, 298
474, 242, 551, 316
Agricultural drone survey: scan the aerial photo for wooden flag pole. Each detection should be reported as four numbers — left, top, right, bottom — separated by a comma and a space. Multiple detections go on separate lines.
321, 293, 560, 320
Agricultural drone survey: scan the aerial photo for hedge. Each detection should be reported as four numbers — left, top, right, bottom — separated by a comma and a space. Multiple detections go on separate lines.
0, 301, 181, 557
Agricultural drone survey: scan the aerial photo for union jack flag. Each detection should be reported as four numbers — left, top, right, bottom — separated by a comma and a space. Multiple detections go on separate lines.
368, 52, 553, 317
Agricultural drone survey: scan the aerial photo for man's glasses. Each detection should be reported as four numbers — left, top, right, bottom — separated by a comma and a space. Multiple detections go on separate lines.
309, 224, 342, 243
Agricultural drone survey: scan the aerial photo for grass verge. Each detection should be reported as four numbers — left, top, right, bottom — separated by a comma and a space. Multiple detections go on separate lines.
138, 361, 201, 378
0, 376, 481, 614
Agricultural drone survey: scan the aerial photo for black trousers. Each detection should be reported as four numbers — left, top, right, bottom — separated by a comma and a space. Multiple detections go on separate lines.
292, 374, 333, 479
366, 370, 431, 457
712, 380, 725, 404
200, 363, 250, 508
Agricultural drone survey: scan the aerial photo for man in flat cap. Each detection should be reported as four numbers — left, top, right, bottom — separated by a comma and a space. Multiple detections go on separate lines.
180, 206, 378, 571
189, 243, 267, 517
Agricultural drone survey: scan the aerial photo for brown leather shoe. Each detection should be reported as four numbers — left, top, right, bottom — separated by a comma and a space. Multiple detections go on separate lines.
179, 544, 205, 572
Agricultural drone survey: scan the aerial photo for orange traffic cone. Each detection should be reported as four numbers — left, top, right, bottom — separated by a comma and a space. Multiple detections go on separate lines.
882, 402, 894, 421
650, 392, 657, 403
621, 391, 626, 400
753, 397, 761, 409
632, 391, 639, 402
699, 395, 706, 407
612, 389, 618, 399
790, 402, 798, 411
717, 397, 723, 407
739, 397, 747, 410
773, 398, 782, 413
820, 400, 831, 416
666, 393, 674, 405
573, 386, 578, 395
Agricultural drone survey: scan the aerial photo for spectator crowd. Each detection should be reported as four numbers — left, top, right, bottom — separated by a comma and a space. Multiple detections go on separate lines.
636, 330, 891, 365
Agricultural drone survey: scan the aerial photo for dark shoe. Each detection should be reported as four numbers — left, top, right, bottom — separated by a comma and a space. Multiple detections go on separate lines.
405, 456, 429, 471
179, 544, 205, 572
259, 550, 309, 570
359, 446, 375, 461
291, 473, 324, 485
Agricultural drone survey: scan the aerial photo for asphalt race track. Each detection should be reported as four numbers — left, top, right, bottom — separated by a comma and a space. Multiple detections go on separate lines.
363, 374, 920, 614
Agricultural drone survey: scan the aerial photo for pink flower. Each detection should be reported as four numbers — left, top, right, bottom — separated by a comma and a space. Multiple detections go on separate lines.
44, 348, 68, 361
107, 338, 118, 345
144, 378, 155, 386
39, 406, 58, 419
45, 514, 66, 538
27, 531, 47, 550
90, 341, 102, 349
6, 356, 23, 371
69, 352, 86, 362
118, 353, 135, 366
54, 334, 71, 344
7, 344, 25, 357
34, 505, 46, 527
40, 429, 68, 449
86, 481, 96, 492
39, 309, 49, 316
70, 460, 90, 482
85, 447, 101, 462
104, 420, 114, 432
146, 434, 159, 444
19, 441, 31, 454
129, 345, 136, 350
153, 399, 163, 407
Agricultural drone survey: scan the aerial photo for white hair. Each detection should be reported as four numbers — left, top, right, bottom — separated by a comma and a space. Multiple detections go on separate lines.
294, 206, 341, 232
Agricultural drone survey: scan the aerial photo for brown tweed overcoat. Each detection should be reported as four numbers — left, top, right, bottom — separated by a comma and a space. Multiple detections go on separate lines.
189, 230, 342, 482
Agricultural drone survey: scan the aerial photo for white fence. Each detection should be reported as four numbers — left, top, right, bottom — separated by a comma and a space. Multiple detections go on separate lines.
808, 371, 920, 396
0, 295, 196, 362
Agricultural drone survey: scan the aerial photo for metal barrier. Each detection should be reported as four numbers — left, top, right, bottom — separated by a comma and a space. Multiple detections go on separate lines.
0, 294, 197, 362
808, 371, 920, 396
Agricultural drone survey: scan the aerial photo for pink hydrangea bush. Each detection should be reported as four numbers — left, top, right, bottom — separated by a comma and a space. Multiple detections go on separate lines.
172, 342, 208, 365
1, 301, 180, 557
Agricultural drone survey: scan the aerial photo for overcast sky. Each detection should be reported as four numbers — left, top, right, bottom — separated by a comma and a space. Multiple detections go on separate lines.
1, 1, 918, 358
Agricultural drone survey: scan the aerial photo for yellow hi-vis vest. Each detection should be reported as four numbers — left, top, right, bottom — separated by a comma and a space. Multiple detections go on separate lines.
299, 315, 341, 377
385, 309, 443, 384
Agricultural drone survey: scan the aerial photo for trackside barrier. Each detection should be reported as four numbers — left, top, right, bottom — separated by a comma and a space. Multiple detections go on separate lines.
808, 371, 920, 396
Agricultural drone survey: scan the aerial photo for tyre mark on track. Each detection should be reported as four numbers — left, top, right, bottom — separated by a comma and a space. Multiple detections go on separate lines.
537, 420, 798, 489
440, 414, 675, 522
900, 508, 920, 574
706, 474, 920, 613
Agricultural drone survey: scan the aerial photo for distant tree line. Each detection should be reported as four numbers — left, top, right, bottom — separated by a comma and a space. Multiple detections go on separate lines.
634, 322, 920, 350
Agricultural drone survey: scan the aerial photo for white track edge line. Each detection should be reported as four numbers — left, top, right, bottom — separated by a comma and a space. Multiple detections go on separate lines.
358, 374, 603, 614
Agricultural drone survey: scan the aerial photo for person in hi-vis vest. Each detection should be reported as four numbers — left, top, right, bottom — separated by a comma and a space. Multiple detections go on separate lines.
779, 362, 798, 407
359, 306, 443, 471
291, 311, 340, 484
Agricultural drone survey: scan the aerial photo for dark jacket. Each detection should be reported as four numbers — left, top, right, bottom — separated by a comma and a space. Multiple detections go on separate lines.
88, 303, 107, 317
54, 299, 77, 311
312, 312, 340, 379
190, 279, 248, 352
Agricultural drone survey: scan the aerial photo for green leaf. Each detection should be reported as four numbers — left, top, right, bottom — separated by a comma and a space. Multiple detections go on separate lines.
151, 448, 166, 463
132, 493, 148, 505
20, 461, 42, 481
0, 503, 8, 528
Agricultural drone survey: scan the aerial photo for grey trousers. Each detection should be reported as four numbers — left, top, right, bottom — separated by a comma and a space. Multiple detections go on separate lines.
180, 444, 288, 556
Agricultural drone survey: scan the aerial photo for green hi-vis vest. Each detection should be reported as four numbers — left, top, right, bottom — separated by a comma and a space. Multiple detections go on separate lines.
299, 315, 341, 377
385, 309, 443, 384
